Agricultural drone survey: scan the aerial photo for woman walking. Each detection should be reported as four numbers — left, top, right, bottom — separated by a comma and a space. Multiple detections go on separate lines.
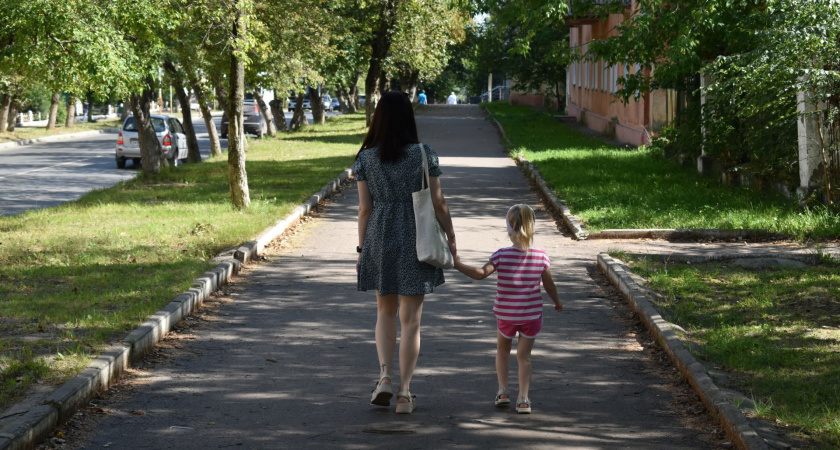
354, 91, 456, 414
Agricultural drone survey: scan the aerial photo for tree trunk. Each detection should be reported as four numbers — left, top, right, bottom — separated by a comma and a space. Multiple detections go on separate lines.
365, 0, 401, 126
336, 86, 349, 113
163, 61, 202, 163
130, 80, 165, 175
0, 93, 10, 133
86, 92, 94, 122
189, 74, 222, 157
120, 98, 131, 122
65, 94, 76, 128
399, 68, 419, 102
269, 98, 287, 132
290, 92, 308, 130
6, 97, 20, 132
228, 0, 250, 209
253, 89, 276, 137
215, 79, 229, 115
46, 92, 61, 130
309, 85, 325, 125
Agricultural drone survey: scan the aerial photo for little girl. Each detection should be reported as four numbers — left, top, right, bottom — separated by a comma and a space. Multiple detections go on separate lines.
454, 204, 562, 414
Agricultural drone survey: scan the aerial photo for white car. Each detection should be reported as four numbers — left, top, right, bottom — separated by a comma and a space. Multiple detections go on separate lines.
116, 115, 188, 168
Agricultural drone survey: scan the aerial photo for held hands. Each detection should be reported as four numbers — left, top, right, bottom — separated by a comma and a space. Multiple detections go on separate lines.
553, 300, 564, 312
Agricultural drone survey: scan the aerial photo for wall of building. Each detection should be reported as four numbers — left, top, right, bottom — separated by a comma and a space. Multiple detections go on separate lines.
566, 3, 651, 147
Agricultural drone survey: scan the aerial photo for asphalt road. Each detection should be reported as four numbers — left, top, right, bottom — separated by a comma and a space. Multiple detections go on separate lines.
0, 111, 334, 217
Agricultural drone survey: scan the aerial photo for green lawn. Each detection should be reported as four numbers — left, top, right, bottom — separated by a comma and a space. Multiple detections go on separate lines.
0, 114, 366, 410
624, 256, 840, 449
0, 118, 123, 144
484, 102, 840, 239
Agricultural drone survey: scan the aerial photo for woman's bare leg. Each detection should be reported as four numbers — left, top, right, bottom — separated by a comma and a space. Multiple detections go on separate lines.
375, 292, 399, 384
396, 294, 424, 399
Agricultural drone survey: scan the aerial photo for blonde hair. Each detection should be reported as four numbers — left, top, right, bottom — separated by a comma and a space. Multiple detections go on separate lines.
507, 204, 535, 248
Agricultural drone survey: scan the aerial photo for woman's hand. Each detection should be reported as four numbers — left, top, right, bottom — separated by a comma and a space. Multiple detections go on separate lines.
447, 235, 457, 258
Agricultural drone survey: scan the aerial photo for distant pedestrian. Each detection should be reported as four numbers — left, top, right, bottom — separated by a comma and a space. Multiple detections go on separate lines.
447, 92, 457, 105
453, 204, 562, 414
417, 90, 427, 105
354, 91, 457, 414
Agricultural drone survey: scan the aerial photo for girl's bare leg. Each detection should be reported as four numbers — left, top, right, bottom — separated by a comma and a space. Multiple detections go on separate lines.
496, 332, 513, 398
516, 337, 536, 405
375, 292, 399, 384
396, 294, 424, 400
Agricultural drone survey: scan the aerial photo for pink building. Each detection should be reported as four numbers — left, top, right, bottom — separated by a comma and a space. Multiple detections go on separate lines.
565, 1, 678, 147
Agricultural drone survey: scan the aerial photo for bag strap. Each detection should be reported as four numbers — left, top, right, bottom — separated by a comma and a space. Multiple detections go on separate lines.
419, 143, 430, 190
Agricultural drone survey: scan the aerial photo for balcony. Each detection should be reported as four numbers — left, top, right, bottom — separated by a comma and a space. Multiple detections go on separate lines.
565, 0, 632, 26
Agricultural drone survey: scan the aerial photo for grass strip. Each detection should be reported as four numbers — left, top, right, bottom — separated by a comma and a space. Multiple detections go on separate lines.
623, 255, 840, 448
0, 118, 123, 144
484, 102, 840, 239
0, 113, 366, 411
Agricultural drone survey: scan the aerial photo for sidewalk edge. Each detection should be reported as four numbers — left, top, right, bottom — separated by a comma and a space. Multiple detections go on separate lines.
486, 114, 590, 240
0, 128, 120, 150
0, 167, 354, 450
485, 111, 789, 243
597, 252, 770, 450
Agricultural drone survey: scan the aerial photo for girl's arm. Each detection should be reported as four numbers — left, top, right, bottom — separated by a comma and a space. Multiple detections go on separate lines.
454, 256, 496, 280
357, 180, 373, 272
542, 268, 563, 311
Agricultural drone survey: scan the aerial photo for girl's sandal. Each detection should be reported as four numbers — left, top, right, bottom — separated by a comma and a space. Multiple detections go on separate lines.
370, 376, 393, 406
495, 388, 511, 406
516, 397, 532, 414
395, 391, 416, 414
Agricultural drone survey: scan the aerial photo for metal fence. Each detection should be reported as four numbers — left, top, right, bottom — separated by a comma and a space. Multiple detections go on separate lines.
480, 86, 510, 103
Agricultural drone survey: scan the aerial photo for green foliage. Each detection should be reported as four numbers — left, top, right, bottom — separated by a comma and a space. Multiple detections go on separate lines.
0, 114, 367, 411
587, 0, 840, 201
628, 257, 840, 448
486, 102, 840, 238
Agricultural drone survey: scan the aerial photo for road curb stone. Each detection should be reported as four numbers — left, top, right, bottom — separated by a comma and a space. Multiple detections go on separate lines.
0, 166, 354, 450
597, 252, 770, 450
485, 109, 787, 242
485, 114, 591, 240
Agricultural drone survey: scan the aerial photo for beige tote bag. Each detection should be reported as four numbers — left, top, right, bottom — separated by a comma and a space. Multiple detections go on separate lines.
412, 144, 454, 269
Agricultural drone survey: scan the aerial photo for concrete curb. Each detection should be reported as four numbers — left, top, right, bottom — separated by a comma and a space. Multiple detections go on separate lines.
597, 252, 770, 450
0, 127, 120, 150
486, 114, 590, 240
587, 228, 775, 240
0, 166, 354, 450
484, 110, 788, 243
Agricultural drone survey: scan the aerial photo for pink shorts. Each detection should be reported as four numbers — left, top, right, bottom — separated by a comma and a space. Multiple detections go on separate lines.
497, 318, 542, 340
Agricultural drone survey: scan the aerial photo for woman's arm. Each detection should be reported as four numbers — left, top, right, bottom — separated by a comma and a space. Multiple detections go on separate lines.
357, 180, 373, 271
428, 175, 456, 257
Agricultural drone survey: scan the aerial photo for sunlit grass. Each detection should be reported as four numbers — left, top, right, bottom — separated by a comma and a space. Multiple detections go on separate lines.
626, 256, 840, 448
484, 102, 840, 238
0, 113, 366, 409
0, 118, 123, 143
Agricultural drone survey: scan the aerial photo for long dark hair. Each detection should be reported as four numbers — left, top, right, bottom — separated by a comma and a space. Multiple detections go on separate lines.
357, 91, 419, 163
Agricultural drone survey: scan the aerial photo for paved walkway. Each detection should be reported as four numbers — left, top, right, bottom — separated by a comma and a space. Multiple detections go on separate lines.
70, 105, 760, 449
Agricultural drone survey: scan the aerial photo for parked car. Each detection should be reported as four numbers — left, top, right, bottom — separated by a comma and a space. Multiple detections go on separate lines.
287, 96, 311, 112
359, 94, 366, 107
220, 100, 267, 138
330, 97, 340, 111
116, 115, 188, 168
322, 95, 333, 111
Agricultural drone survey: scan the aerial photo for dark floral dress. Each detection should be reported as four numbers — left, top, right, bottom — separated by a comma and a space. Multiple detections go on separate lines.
353, 143, 445, 296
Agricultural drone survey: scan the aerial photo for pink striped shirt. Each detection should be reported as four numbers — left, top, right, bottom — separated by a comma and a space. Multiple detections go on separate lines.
489, 247, 551, 323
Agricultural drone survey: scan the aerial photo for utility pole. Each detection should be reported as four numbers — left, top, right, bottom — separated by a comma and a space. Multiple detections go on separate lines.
488, 74, 493, 102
